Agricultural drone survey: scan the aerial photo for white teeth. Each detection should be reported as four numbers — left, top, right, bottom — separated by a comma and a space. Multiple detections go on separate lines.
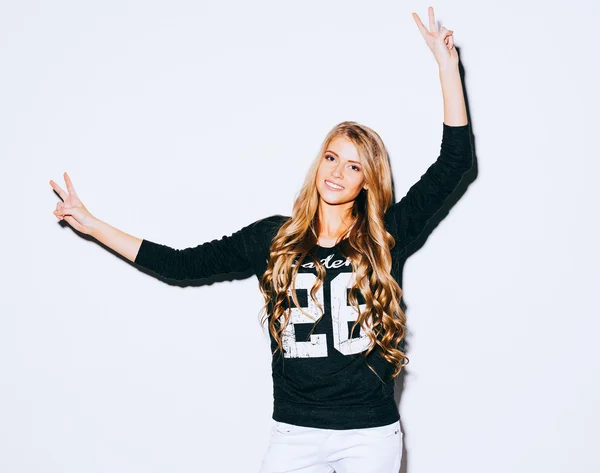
326, 180, 344, 190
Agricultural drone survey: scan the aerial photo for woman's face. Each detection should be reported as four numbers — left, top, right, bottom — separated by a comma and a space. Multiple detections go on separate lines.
315, 136, 368, 207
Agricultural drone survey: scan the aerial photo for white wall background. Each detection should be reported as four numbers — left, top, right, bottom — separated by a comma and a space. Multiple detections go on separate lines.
1, 0, 599, 472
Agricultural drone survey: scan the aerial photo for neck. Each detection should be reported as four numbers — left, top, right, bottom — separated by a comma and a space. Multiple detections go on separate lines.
317, 199, 355, 242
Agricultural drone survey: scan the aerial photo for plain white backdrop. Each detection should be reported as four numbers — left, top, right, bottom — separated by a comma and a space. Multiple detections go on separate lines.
1, 0, 599, 472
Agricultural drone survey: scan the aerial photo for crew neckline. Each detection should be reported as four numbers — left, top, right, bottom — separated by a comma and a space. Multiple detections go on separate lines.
315, 237, 348, 250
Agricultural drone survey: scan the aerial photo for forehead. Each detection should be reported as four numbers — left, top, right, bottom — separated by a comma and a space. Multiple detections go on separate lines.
327, 135, 361, 162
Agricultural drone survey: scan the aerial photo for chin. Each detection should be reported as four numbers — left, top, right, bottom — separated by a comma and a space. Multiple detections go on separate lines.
318, 191, 356, 206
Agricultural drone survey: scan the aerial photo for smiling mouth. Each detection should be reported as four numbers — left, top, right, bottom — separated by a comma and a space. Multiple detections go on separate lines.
325, 179, 344, 191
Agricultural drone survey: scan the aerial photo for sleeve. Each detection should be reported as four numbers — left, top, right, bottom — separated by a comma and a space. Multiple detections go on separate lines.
133, 216, 275, 282
384, 122, 473, 251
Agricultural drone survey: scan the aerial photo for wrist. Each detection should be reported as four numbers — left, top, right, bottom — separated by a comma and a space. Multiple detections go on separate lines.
87, 216, 104, 239
438, 63, 460, 76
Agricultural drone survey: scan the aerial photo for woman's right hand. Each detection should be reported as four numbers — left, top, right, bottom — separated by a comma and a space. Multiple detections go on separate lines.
50, 172, 97, 235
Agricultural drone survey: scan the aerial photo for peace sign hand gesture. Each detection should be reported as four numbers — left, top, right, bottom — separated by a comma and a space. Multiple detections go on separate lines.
412, 6, 459, 71
50, 172, 97, 235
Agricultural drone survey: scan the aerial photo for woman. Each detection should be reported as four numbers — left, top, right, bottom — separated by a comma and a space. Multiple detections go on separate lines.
50, 7, 472, 473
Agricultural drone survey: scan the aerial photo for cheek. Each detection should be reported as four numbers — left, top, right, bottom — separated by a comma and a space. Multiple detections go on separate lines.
349, 174, 366, 193
316, 162, 328, 179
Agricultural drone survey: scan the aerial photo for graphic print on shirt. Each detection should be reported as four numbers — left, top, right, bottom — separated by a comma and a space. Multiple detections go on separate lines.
330, 272, 373, 356
282, 254, 373, 358
281, 272, 328, 358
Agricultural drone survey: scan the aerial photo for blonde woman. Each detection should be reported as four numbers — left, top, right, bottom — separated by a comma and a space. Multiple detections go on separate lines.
50, 7, 472, 473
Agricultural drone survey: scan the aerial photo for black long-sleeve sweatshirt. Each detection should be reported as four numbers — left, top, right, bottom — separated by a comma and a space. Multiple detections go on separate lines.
134, 122, 473, 430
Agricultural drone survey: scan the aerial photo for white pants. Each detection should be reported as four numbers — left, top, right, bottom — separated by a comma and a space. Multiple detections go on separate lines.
258, 419, 402, 473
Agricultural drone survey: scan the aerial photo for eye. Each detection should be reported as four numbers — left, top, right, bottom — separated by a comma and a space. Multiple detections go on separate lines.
349, 164, 361, 172
325, 154, 336, 162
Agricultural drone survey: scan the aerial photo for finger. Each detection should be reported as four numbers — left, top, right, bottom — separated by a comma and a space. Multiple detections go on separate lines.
439, 27, 453, 42
428, 6, 438, 33
55, 205, 73, 217
63, 172, 78, 197
448, 35, 455, 50
412, 12, 430, 38
64, 215, 85, 233
49, 179, 68, 201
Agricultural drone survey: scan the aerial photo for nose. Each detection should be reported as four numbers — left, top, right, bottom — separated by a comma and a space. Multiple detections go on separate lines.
332, 162, 343, 179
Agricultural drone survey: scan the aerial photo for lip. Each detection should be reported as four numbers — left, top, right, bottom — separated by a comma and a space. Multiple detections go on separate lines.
325, 179, 344, 191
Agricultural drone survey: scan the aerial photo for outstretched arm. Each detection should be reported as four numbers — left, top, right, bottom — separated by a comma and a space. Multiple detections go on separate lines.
50, 172, 275, 282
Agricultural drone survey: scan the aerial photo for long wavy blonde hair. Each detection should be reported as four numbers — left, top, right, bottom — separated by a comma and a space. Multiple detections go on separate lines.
259, 121, 409, 379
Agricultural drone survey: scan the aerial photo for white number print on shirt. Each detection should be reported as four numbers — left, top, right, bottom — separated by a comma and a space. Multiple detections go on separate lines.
282, 271, 373, 358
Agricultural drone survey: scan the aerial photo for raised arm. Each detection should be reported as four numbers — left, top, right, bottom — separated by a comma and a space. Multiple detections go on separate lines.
384, 7, 472, 249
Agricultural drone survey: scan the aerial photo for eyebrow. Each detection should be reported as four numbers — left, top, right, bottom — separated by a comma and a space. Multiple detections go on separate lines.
325, 150, 361, 165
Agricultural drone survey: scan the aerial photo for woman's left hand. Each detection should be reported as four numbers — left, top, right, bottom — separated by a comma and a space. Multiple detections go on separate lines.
412, 6, 459, 71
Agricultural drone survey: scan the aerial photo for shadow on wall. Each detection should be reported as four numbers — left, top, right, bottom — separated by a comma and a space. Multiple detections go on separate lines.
392, 47, 478, 473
